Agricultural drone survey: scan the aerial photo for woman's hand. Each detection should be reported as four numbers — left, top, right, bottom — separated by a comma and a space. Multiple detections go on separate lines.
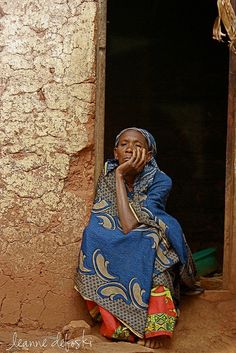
116, 147, 147, 178
115, 148, 147, 233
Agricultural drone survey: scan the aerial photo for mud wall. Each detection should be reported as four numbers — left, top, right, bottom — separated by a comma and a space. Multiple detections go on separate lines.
0, 0, 97, 329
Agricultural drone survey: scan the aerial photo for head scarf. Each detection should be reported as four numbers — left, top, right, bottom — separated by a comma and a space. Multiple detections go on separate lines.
115, 127, 157, 159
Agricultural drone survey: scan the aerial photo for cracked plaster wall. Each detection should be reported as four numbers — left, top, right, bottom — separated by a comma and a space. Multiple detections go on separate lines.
0, 0, 97, 329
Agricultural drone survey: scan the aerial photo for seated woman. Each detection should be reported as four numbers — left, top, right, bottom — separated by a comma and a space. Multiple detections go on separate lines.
75, 127, 201, 349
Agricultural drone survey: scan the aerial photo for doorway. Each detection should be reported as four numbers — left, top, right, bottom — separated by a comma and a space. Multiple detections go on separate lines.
102, 0, 229, 272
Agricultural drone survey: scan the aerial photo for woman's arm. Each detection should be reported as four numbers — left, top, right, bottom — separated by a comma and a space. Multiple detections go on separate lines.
115, 171, 139, 234
115, 147, 147, 234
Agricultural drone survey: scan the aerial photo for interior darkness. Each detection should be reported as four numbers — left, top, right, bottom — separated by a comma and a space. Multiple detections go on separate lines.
104, 0, 229, 268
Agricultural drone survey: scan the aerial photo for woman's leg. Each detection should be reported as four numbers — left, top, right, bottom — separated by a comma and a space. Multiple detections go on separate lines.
138, 285, 177, 348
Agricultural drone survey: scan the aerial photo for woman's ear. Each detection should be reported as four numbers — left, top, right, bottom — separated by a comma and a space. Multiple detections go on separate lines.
114, 147, 118, 160
146, 151, 152, 162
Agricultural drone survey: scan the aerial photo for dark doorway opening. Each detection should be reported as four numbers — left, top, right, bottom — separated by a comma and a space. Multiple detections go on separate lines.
104, 0, 229, 268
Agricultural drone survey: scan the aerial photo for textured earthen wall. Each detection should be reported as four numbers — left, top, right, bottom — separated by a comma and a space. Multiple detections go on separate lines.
0, 0, 97, 329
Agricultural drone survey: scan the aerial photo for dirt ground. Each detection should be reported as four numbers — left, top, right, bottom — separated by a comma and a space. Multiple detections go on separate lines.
1, 291, 236, 353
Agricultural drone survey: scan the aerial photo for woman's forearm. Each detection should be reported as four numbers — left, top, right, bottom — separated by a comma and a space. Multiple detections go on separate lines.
115, 171, 139, 234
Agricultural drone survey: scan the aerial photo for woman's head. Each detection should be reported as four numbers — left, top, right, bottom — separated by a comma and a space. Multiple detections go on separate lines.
114, 128, 156, 165
115, 128, 157, 154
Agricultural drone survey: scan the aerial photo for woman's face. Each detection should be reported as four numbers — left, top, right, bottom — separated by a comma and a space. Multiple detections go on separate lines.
114, 129, 152, 165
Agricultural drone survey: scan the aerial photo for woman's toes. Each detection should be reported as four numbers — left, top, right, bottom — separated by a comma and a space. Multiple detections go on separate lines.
150, 340, 155, 349
138, 337, 168, 349
137, 339, 145, 346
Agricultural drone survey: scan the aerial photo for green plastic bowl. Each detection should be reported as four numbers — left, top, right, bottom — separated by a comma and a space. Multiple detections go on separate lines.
193, 247, 218, 276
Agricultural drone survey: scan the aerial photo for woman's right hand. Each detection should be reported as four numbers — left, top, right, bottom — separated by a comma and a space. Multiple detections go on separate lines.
116, 147, 147, 178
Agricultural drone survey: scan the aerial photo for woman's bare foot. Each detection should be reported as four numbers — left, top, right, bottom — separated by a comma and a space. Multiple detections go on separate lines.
137, 336, 170, 349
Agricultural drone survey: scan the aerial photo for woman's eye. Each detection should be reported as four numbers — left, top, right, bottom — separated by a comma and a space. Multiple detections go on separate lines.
136, 145, 142, 148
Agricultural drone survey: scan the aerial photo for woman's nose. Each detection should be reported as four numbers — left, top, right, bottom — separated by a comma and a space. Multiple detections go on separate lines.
125, 143, 133, 152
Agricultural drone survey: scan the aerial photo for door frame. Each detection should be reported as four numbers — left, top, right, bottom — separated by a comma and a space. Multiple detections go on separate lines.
94, 0, 107, 184
223, 0, 236, 292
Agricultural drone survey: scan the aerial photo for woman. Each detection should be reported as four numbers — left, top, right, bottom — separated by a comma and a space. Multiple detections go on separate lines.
75, 128, 200, 349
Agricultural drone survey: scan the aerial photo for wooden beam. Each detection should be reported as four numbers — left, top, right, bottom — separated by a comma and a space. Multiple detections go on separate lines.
94, 0, 107, 185
223, 0, 236, 292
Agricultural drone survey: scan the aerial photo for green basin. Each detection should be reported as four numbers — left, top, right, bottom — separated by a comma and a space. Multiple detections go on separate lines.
193, 247, 218, 276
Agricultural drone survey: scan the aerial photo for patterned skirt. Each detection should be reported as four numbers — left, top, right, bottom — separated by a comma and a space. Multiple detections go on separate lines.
86, 285, 177, 342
